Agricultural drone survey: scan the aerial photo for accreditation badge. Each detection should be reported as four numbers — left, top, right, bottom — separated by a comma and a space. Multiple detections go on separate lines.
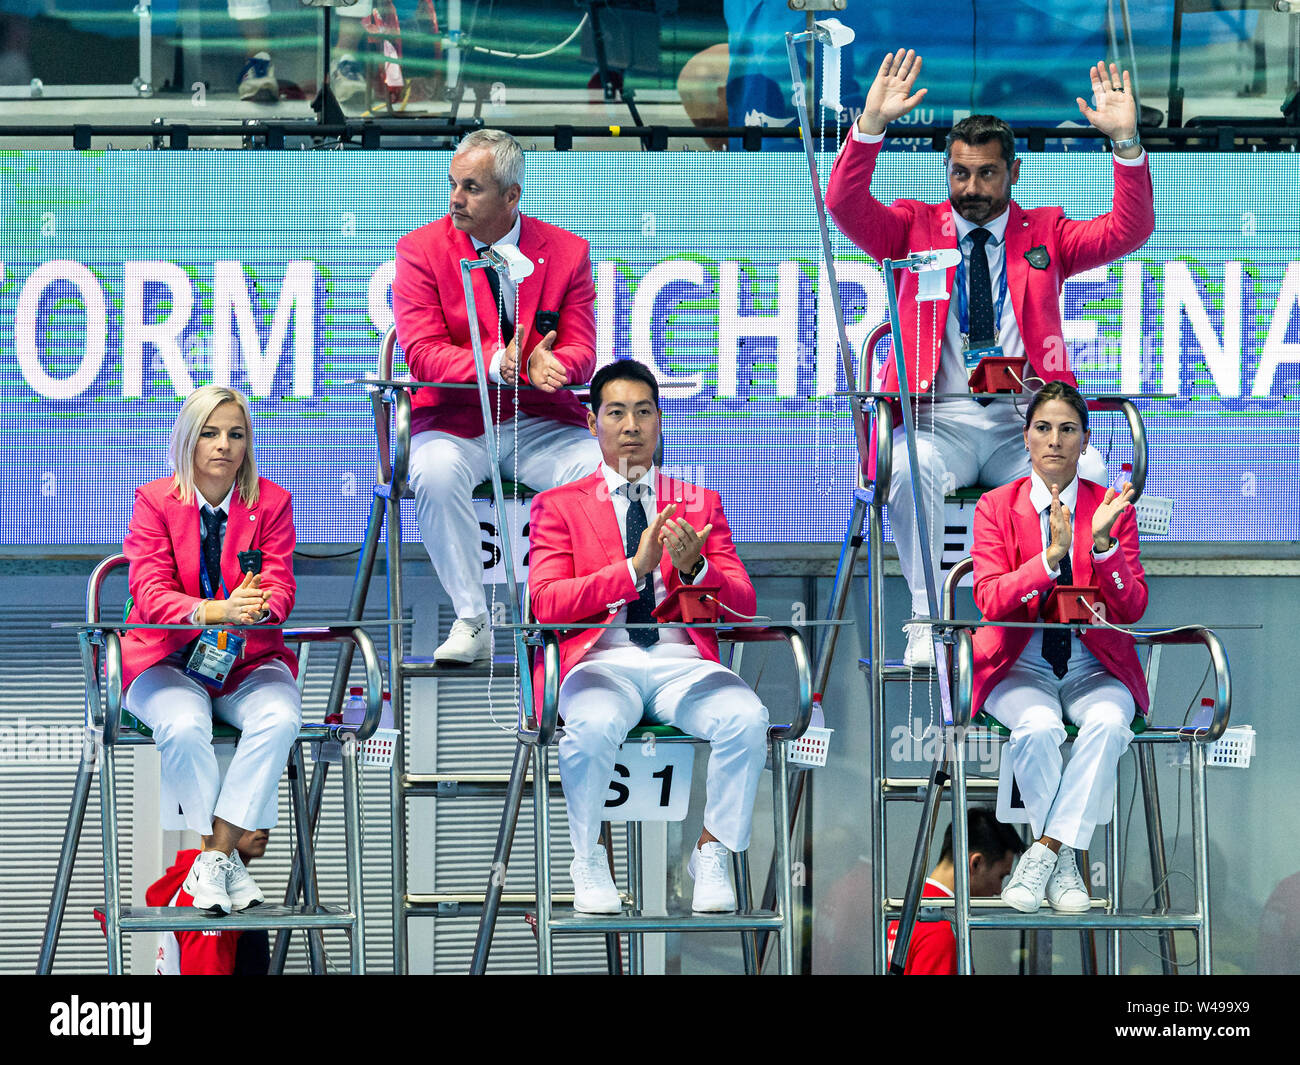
184, 628, 246, 689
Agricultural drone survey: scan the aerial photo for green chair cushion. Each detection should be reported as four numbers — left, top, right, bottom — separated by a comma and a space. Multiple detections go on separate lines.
974, 709, 1146, 738
626, 724, 690, 740
120, 709, 241, 741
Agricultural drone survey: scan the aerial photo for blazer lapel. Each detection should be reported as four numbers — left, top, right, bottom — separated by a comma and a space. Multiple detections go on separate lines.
515, 215, 549, 356
223, 491, 258, 591
1004, 202, 1031, 338
923, 204, 959, 377
578, 473, 628, 569
1013, 480, 1046, 590
450, 223, 502, 349
165, 489, 203, 599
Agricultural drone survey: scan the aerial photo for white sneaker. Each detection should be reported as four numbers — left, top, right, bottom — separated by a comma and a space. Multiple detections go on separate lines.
903, 622, 936, 668
1000, 841, 1057, 914
224, 848, 265, 912
1045, 845, 1091, 913
435, 614, 492, 665
688, 841, 737, 913
569, 846, 621, 914
182, 850, 232, 915
237, 51, 278, 103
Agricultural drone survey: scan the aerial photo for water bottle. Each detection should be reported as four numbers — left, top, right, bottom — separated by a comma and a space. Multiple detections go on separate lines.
342, 686, 367, 728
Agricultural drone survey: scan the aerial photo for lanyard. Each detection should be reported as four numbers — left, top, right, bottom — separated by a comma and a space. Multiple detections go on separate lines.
954, 237, 1009, 344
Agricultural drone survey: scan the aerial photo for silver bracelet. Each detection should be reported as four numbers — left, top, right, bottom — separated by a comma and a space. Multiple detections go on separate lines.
1111, 133, 1141, 151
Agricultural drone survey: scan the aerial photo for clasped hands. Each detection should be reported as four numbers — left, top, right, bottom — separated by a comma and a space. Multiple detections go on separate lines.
630, 503, 713, 581
1044, 482, 1136, 570
201, 571, 269, 627
498, 330, 566, 393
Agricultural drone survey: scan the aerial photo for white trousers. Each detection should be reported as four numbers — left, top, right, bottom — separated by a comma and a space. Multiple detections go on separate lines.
409, 415, 601, 619
126, 660, 301, 836
984, 651, 1135, 850
557, 646, 769, 855
888, 399, 1106, 615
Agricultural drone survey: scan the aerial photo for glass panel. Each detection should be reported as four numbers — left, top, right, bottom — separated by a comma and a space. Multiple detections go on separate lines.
0, 3, 1295, 136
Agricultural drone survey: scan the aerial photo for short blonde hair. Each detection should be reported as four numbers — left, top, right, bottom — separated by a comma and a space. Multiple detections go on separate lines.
169, 385, 259, 505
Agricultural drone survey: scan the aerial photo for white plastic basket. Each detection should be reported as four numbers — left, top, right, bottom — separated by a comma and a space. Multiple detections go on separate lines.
360, 728, 401, 767
788, 726, 834, 768
1165, 725, 1254, 770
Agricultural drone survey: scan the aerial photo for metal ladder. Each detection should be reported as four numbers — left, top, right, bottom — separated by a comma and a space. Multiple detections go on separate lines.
37, 553, 385, 975
890, 556, 1232, 974
469, 609, 815, 974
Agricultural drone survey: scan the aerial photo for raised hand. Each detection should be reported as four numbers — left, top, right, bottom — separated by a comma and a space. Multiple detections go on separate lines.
1092, 481, 1135, 550
1077, 61, 1138, 148
632, 503, 675, 580
858, 49, 927, 136
526, 331, 565, 393
660, 516, 712, 575
1045, 485, 1073, 571
498, 337, 520, 384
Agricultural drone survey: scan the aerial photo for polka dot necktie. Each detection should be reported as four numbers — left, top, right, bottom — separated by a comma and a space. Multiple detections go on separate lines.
201, 506, 225, 594
1042, 547, 1073, 679
967, 227, 996, 346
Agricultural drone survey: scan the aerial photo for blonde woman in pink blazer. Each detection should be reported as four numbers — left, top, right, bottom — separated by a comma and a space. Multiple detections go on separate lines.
970, 382, 1147, 915
121, 385, 299, 915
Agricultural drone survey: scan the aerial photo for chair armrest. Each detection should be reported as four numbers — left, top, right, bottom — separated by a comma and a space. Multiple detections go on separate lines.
285, 627, 385, 742
720, 625, 813, 743
868, 397, 894, 501
1089, 396, 1147, 501
1131, 626, 1232, 742
524, 625, 814, 747
517, 629, 562, 748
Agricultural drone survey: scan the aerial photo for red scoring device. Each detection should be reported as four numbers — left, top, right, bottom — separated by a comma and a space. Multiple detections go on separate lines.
1042, 585, 1103, 625
967, 355, 1028, 394
652, 584, 721, 624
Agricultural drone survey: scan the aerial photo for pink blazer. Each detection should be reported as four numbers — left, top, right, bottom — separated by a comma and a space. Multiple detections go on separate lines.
392, 213, 597, 439
120, 477, 298, 695
825, 136, 1154, 479
528, 470, 756, 702
970, 477, 1149, 715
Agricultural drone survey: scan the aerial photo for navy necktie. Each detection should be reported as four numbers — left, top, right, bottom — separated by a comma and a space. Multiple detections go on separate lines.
623, 482, 658, 647
478, 249, 516, 345
1042, 545, 1072, 679
967, 227, 996, 346
201, 506, 225, 595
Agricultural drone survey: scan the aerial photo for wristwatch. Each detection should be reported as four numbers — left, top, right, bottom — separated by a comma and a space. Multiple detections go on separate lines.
683, 556, 706, 582
1111, 133, 1141, 151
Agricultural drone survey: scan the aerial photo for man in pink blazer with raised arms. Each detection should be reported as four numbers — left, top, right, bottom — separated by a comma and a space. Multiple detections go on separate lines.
528, 359, 769, 914
825, 49, 1155, 667
393, 129, 602, 665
